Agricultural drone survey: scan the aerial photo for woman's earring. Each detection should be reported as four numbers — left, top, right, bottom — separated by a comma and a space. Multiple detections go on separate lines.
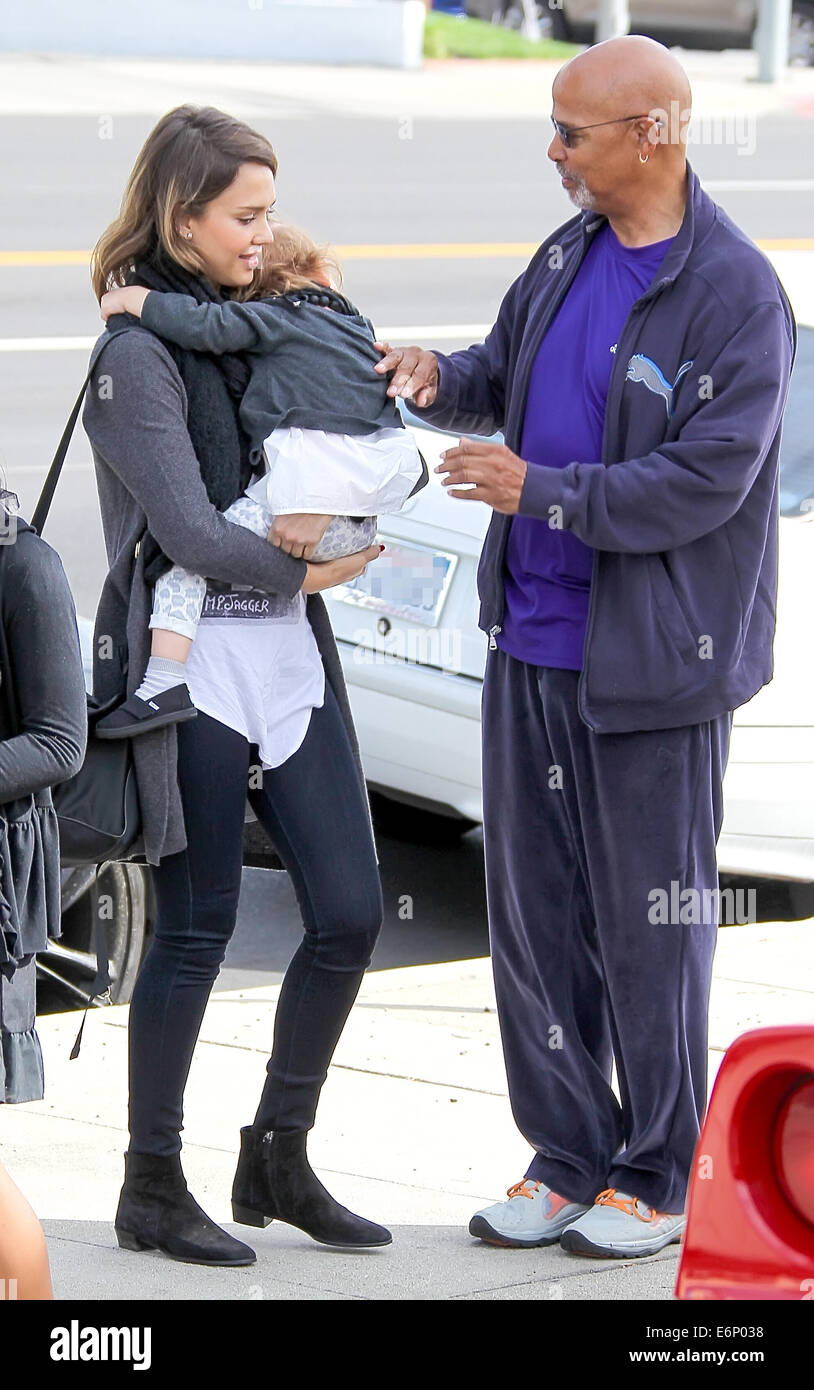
186, 231, 193, 239
639, 152, 649, 165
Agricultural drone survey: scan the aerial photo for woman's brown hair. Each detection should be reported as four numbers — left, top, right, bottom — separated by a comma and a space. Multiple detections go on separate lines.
90, 104, 278, 303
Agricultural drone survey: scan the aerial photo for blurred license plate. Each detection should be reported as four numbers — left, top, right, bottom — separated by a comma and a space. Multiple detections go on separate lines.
334, 540, 457, 628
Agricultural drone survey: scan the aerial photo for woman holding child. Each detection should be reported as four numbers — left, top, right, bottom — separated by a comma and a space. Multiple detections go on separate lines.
83, 104, 418, 1266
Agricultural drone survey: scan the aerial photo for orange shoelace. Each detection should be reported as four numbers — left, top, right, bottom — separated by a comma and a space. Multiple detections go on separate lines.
594, 1188, 654, 1222
506, 1178, 542, 1200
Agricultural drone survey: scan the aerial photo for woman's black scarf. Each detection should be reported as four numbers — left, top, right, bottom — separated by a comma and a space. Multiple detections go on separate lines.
122, 238, 260, 584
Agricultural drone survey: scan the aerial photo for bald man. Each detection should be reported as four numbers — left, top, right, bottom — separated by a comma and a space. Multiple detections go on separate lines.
375, 37, 796, 1258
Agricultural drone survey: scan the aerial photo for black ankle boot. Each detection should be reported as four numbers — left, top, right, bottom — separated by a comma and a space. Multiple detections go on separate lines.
231, 1127, 392, 1248
115, 1151, 256, 1266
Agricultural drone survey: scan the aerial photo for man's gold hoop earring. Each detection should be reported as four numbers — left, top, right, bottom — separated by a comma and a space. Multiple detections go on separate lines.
639, 152, 649, 165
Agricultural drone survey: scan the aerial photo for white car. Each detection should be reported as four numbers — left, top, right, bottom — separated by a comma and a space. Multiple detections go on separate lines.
324, 340, 814, 886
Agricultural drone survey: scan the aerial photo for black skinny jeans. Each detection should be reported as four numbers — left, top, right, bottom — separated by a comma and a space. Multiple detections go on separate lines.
128, 681, 383, 1156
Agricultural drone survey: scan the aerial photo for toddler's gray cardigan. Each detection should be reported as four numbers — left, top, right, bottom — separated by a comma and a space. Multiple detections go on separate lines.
139, 289, 402, 473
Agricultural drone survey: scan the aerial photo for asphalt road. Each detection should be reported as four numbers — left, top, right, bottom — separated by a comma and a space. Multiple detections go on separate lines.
3, 96, 812, 1002
2, 107, 812, 611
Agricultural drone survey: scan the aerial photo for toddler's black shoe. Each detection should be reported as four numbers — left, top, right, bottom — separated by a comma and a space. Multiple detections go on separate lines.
96, 683, 197, 739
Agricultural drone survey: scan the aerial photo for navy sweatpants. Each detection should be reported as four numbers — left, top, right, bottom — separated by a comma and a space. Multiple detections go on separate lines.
481, 649, 732, 1213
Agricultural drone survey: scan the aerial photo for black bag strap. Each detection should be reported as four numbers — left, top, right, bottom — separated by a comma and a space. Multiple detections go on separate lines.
31, 334, 115, 537
69, 862, 113, 1061
29, 332, 121, 1055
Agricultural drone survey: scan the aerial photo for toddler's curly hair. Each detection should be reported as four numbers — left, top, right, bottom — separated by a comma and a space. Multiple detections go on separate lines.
246, 222, 343, 298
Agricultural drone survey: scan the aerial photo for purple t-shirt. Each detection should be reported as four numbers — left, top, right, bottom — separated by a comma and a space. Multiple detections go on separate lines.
497, 223, 674, 671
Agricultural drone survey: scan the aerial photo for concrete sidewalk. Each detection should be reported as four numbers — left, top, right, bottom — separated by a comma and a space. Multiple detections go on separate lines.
2, 918, 812, 1300
0, 47, 813, 120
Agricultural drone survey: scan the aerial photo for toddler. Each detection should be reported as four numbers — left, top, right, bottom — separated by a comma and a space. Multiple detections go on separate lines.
96, 225, 425, 738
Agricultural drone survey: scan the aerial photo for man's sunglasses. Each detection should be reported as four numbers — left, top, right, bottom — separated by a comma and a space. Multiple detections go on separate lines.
551, 114, 656, 148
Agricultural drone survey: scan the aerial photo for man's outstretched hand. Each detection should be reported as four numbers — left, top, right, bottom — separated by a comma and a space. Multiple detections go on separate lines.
373, 344, 528, 514
373, 343, 439, 408
436, 439, 528, 515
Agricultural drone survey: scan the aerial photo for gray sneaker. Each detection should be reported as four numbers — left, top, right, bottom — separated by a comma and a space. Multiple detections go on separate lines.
559, 1188, 686, 1258
469, 1178, 590, 1248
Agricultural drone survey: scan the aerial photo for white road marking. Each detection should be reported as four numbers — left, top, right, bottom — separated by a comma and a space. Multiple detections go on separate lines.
0, 325, 493, 353
0, 336, 100, 352
373, 325, 491, 340
1, 248, 812, 354
8, 461, 95, 474
703, 179, 814, 192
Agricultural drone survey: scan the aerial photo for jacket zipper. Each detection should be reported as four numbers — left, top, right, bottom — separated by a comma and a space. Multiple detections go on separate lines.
576, 284, 664, 730
489, 218, 602, 644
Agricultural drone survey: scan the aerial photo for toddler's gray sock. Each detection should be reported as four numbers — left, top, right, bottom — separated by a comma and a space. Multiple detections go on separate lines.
134, 656, 188, 703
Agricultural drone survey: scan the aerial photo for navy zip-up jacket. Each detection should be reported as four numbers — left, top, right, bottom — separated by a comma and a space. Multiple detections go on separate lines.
414, 166, 797, 733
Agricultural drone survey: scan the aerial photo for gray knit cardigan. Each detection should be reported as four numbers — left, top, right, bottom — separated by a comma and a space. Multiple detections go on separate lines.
82, 324, 372, 867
